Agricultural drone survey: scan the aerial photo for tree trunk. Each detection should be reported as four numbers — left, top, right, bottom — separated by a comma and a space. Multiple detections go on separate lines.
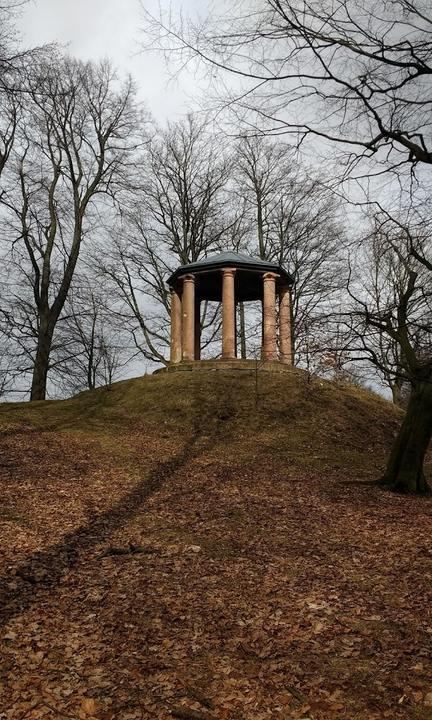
87, 348, 95, 390
30, 339, 51, 401
30, 324, 54, 401
390, 375, 409, 408
379, 379, 432, 494
391, 379, 402, 407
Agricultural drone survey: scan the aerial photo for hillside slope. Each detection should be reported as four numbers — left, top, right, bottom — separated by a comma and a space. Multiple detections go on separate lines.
0, 369, 431, 720
0, 367, 402, 471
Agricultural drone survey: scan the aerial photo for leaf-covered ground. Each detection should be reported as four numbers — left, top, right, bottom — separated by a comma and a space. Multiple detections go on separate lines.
0, 370, 431, 720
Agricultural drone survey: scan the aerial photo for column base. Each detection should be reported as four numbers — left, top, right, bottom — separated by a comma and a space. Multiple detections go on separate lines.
262, 352, 278, 362
155, 359, 295, 374
280, 353, 293, 366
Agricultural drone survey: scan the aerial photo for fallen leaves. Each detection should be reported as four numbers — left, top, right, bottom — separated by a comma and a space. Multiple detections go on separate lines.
80, 697, 99, 717
171, 707, 208, 720
0, 372, 431, 719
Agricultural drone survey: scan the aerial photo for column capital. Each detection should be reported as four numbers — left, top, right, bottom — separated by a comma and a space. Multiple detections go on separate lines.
263, 271, 279, 281
181, 273, 195, 284
221, 267, 236, 277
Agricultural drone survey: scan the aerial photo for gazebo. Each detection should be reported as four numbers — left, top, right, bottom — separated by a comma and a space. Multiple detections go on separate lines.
166, 251, 294, 368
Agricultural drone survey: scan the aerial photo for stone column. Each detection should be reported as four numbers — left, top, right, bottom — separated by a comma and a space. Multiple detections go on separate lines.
194, 299, 201, 361
262, 272, 278, 361
181, 274, 195, 361
169, 287, 182, 364
234, 301, 238, 358
222, 268, 236, 359
238, 301, 247, 359
279, 284, 293, 365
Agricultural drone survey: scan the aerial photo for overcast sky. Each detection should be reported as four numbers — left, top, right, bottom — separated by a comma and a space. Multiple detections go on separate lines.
12, 0, 393, 392
15, 0, 209, 381
18, 0, 203, 122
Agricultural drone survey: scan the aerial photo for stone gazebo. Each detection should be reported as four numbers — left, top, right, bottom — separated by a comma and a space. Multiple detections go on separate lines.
166, 251, 294, 370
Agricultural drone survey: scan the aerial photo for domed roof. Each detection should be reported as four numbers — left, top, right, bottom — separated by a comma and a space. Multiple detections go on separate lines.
187, 251, 271, 268
167, 251, 293, 288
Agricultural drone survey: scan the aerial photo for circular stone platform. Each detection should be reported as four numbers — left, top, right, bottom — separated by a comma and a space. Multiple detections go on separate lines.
154, 359, 295, 374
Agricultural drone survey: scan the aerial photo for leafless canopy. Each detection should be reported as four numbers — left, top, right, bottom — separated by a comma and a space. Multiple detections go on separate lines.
143, 0, 432, 176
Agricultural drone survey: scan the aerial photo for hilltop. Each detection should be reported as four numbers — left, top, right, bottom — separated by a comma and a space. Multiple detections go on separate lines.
0, 369, 431, 720
0, 367, 403, 473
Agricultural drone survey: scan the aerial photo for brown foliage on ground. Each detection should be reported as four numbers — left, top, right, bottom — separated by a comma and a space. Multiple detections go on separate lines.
0, 370, 431, 720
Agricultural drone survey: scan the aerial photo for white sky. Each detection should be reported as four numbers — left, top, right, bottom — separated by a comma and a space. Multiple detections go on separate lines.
17, 0, 203, 122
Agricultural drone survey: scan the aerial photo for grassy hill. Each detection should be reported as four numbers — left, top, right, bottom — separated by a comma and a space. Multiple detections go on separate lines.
0, 367, 403, 471
0, 369, 431, 720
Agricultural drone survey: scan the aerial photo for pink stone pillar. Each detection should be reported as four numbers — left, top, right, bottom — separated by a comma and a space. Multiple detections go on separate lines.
262, 272, 278, 361
170, 287, 182, 364
279, 285, 294, 365
194, 299, 201, 360
181, 274, 195, 361
222, 268, 236, 359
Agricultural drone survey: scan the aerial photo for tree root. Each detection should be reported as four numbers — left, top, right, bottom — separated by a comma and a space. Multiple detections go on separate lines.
376, 475, 431, 495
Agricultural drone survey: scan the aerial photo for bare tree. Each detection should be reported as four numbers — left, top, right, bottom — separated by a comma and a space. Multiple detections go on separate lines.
1, 55, 140, 400
234, 136, 346, 362
236, 137, 287, 260
145, 0, 432, 174
100, 234, 170, 366
352, 224, 417, 406
102, 116, 235, 364
0, 325, 20, 399
0, 1, 28, 83
53, 282, 129, 394
0, 2, 36, 184
143, 115, 232, 264
346, 210, 432, 492
0, 92, 18, 184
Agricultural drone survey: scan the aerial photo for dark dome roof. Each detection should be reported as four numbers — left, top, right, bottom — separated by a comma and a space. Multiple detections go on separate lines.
167, 251, 293, 287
